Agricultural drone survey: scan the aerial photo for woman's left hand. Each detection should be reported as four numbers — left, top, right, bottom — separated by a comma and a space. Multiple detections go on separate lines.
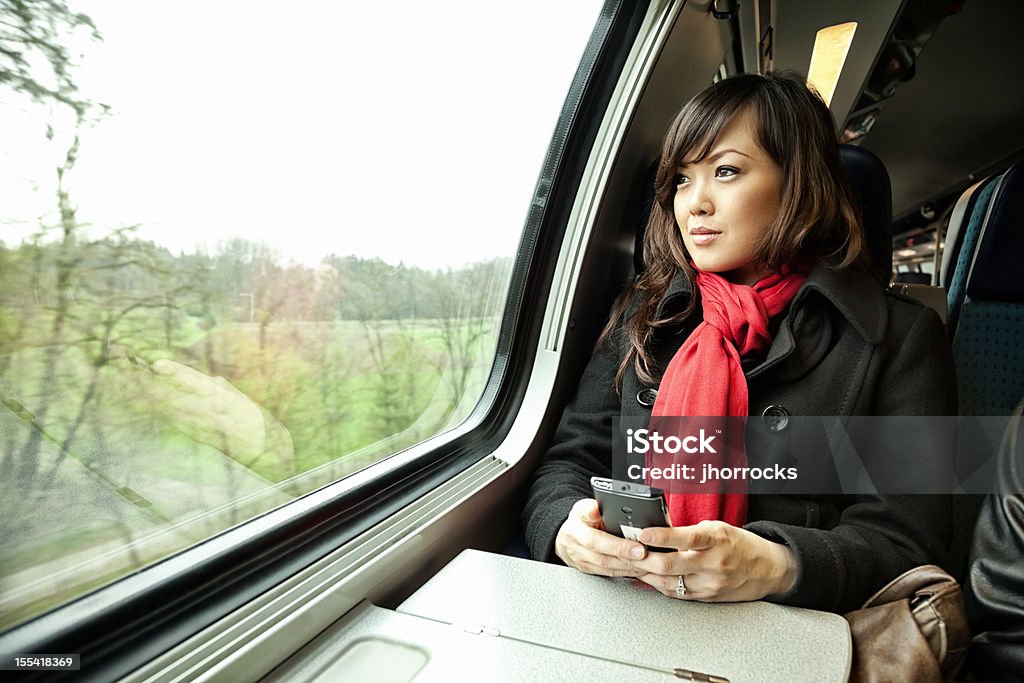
632, 520, 797, 602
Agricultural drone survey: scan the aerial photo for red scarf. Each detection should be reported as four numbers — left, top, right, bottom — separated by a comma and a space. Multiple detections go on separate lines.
649, 268, 806, 527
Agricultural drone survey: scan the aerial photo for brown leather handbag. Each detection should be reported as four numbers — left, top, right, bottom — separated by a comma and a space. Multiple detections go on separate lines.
844, 565, 970, 682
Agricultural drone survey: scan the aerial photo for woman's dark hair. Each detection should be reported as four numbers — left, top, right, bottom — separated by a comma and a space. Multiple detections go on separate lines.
602, 71, 866, 390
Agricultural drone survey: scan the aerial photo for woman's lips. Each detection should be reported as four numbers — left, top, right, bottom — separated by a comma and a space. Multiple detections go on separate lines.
689, 229, 720, 246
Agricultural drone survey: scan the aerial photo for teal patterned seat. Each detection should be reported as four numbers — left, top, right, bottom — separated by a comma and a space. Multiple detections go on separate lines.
946, 176, 1001, 334
952, 161, 1024, 416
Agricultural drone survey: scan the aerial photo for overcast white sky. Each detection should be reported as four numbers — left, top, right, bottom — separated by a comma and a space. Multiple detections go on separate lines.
1, 1, 603, 270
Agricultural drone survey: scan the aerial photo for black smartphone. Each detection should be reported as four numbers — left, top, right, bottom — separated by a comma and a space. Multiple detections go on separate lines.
590, 477, 674, 552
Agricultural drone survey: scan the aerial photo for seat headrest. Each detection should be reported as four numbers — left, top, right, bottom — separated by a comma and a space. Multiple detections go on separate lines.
894, 272, 931, 285
633, 145, 893, 275
967, 161, 1024, 302
839, 144, 892, 275
940, 176, 995, 290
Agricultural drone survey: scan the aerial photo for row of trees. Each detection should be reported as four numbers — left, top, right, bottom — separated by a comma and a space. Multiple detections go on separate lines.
0, 235, 512, 331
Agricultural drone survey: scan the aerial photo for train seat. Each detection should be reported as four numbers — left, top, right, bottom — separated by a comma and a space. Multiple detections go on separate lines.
945, 175, 1004, 333
889, 280, 950, 324
836, 145, 957, 323
838, 145, 892, 275
903, 175, 998, 329
893, 272, 932, 284
951, 160, 1024, 416
940, 177, 997, 291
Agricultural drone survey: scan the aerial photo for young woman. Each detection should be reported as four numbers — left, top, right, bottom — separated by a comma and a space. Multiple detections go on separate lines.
522, 72, 957, 614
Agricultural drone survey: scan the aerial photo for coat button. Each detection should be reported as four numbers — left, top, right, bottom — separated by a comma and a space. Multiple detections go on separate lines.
637, 388, 658, 407
762, 405, 790, 432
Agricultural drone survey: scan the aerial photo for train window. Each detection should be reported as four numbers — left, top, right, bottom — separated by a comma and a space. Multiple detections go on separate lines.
0, 0, 603, 629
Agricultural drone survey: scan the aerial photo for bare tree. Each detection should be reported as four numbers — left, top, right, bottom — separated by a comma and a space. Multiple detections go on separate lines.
430, 259, 510, 424
2, 0, 108, 487
1, 0, 104, 117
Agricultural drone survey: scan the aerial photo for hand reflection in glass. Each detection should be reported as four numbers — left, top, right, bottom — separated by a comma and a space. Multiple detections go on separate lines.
141, 359, 270, 463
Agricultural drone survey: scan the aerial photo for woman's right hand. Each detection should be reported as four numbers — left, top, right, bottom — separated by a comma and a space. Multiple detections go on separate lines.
554, 498, 648, 576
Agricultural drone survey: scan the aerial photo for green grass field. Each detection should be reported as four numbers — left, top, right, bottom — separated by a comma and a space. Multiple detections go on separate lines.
0, 305, 499, 629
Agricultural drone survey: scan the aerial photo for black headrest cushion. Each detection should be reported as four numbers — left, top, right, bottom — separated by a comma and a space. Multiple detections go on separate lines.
839, 144, 892, 275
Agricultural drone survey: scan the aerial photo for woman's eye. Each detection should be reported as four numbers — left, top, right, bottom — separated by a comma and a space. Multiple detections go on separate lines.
674, 173, 689, 186
715, 166, 739, 178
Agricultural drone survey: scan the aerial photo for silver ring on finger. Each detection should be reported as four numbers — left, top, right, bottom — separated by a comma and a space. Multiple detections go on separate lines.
676, 574, 687, 598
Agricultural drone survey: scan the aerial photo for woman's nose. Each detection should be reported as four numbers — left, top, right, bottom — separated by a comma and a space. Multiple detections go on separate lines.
688, 179, 713, 216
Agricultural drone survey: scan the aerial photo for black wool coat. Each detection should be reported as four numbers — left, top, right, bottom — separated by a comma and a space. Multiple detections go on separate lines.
523, 264, 958, 613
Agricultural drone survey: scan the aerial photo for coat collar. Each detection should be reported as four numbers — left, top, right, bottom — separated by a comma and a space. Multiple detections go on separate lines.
655, 263, 887, 344
792, 265, 887, 344
654, 271, 693, 320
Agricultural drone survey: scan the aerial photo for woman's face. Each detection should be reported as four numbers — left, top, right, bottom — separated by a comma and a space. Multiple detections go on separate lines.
673, 107, 784, 285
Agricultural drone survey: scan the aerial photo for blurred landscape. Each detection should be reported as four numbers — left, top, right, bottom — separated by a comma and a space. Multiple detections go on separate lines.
0, 232, 511, 626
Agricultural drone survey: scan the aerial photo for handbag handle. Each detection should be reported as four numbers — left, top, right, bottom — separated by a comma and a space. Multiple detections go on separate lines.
861, 564, 955, 608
